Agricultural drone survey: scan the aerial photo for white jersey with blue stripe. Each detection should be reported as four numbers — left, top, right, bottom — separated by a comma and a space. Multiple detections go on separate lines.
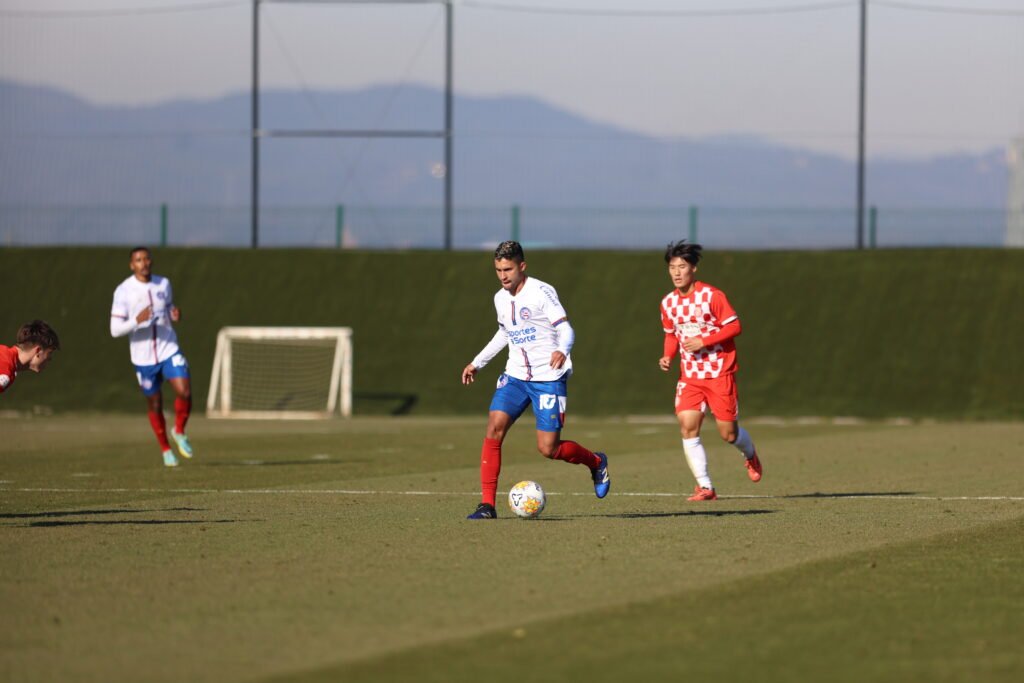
472, 276, 572, 383
110, 274, 180, 366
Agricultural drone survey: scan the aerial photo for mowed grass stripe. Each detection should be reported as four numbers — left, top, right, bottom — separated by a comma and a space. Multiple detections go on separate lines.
269, 515, 1024, 683
3, 418, 1023, 683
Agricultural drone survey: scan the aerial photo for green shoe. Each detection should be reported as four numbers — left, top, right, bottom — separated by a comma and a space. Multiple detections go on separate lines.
162, 449, 179, 468
171, 429, 193, 459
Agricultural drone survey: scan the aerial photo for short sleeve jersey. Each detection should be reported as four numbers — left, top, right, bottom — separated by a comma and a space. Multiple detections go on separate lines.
0, 345, 18, 394
111, 274, 180, 366
661, 282, 739, 380
494, 276, 572, 382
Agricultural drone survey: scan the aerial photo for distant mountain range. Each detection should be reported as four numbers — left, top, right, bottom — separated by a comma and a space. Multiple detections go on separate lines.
0, 80, 1009, 210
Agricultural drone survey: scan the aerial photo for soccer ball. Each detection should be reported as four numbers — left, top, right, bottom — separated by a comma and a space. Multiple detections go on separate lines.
508, 480, 546, 519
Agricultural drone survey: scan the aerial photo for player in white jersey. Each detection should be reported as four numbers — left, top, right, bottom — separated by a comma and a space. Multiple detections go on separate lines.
461, 241, 610, 519
110, 247, 194, 467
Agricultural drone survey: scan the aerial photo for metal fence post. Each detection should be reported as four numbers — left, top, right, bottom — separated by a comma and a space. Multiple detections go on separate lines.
160, 203, 168, 247
511, 205, 520, 242
869, 206, 877, 248
336, 204, 345, 249
688, 205, 698, 243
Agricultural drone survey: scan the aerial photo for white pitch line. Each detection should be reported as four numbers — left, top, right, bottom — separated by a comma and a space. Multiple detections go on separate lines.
1, 487, 1022, 501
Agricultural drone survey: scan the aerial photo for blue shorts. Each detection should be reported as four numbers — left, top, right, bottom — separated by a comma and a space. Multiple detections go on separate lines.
489, 373, 568, 433
134, 352, 190, 397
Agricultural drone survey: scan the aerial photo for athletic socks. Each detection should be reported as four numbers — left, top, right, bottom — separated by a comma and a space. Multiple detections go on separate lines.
174, 396, 192, 434
551, 440, 601, 470
480, 437, 502, 507
733, 426, 756, 460
682, 437, 713, 490
481, 439, 600, 504
148, 410, 171, 451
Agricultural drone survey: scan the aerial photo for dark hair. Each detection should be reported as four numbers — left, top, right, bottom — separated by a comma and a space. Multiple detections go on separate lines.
17, 320, 60, 351
129, 246, 151, 258
494, 240, 525, 263
664, 240, 703, 266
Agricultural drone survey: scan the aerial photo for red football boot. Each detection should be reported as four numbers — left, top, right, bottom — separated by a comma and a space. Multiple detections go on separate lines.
687, 485, 718, 501
745, 453, 763, 482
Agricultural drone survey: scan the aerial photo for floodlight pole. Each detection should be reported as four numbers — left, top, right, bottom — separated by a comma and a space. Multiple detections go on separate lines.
444, 0, 454, 250
251, 0, 261, 249
856, 0, 867, 250
249, 1, 451, 250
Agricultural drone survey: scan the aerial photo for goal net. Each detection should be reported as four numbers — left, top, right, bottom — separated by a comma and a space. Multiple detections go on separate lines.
206, 327, 352, 419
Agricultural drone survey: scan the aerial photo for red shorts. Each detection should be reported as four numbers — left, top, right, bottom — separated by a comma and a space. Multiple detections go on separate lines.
675, 373, 739, 422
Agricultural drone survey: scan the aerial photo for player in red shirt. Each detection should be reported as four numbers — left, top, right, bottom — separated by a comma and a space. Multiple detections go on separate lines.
658, 241, 762, 500
0, 320, 60, 396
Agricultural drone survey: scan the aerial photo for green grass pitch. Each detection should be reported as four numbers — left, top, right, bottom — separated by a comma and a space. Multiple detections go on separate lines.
2, 415, 1023, 682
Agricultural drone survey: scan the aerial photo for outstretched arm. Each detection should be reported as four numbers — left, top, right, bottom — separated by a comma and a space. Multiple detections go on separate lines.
462, 327, 508, 384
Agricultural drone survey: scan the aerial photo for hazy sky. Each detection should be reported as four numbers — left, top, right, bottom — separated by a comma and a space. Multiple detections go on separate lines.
2, 0, 1023, 159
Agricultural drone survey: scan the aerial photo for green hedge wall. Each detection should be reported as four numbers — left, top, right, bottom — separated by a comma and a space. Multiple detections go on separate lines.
1, 247, 1021, 419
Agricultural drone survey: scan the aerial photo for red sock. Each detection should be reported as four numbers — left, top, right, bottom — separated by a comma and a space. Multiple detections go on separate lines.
552, 440, 601, 469
174, 396, 192, 434
148, 410, 171, 450
480, 438, 502, 506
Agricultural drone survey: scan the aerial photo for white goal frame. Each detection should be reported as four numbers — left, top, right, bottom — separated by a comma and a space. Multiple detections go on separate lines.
206, 326, 353, 420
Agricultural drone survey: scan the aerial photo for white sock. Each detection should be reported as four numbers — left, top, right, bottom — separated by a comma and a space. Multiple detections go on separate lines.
682, 437, 713, 490
733, 427, 756, 460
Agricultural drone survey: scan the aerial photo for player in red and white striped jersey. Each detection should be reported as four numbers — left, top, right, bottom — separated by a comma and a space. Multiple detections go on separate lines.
658, 241, 762, 500
0, 320, 60, 396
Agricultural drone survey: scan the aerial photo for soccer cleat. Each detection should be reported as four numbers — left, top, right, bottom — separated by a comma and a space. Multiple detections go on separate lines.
591, 452, 611, 499
687, 485, 717, 501
162, 449, 179, 468
467, 502, 498, 519
171, 429, 193, 459
745, 452, 763, 482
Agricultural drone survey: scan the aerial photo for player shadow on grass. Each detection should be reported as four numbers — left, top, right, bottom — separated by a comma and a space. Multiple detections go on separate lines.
15, 518, 245, 528
0, 506, 204, 519
595, 509, 777, 520
196, 459, 353, 467
781, 491, 917, 499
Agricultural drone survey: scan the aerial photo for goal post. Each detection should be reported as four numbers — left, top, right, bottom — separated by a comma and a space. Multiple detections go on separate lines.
206, 327, 353, 419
